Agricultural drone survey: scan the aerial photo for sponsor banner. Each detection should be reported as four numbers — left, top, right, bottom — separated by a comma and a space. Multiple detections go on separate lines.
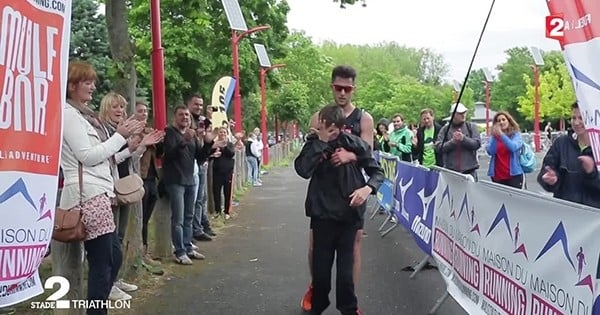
375, 153, 396, 212
0, 0, 71, 307
546, 1, 600, 166
433, 170, 600, 315
210, 76, 236, 131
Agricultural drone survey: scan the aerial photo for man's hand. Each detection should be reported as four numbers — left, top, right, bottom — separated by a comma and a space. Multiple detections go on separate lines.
349, 186, 373, 207
452, 130, 464, 142
212, 140, 227, 149
578, 155, 596, 174
331, 147, 357, 166
183, 128, 196, 141
211, 148, 222, 158
541, 166, 558, 185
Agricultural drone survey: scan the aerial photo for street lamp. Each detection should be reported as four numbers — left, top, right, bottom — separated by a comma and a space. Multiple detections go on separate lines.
482, 68, 493, 135
150, 0, 166, 130
259, 64, 285, 165
253, 43, 285, 165
221, 0, 270, 133
530, 46, 545, 153
231, 26, 270, 133
452, 80, 461, 102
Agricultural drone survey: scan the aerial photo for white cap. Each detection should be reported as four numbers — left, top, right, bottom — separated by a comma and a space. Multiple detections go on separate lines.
449, 103, 468, 114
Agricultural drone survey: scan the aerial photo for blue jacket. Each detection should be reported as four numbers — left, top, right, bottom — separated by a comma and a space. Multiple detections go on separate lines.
486, 132, 524, 177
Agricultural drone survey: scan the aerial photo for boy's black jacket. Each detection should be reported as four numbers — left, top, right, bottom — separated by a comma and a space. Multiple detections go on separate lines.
294, 132, 385, 222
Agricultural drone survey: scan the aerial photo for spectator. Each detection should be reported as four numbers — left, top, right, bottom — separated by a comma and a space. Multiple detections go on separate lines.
210, 127, 236, 220
486, 111, 524, 189
388, 114, 413, 162
413, 108, 442, 167
538, 102, 600, 207
245, 132, 262, 186
61, 61, 143, 313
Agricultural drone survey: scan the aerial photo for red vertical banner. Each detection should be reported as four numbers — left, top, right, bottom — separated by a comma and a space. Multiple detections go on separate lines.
0, 0, 71, 307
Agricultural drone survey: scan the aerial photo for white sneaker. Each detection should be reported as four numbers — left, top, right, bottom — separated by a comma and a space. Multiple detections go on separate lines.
115, 279, 138, 292
109, 286, 132, 301
175, 254, 193, 265
190, 243, 199, 251
187, 250, 206, 260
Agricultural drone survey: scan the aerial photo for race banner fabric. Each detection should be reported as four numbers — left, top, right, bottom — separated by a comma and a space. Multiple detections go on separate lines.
373, 152, 600, 314
0, 0, 71, 307
546, 0, 600, 166
433, 172, 600, 315
376, 153, 396, 212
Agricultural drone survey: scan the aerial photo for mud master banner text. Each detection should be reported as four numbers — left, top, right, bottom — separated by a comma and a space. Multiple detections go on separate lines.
0, 0, 71, 307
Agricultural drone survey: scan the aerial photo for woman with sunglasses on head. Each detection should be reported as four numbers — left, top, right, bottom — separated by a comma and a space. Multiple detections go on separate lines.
538, 102, 600, 208
486, 111, 524, 189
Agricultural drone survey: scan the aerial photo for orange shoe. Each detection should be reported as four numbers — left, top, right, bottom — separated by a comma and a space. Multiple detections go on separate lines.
300, 284, 313, 312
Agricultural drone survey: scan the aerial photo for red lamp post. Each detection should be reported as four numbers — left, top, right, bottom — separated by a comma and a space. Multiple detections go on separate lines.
259, 63, 285, 165
483, 80, 491, 135
231, 25, 270, 133
531, 64, 541, 152
150, 0, 166, 130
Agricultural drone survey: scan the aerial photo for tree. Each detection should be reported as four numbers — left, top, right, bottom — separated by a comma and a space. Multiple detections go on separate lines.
70, 0, 112, 106
517, 62, 575, 122
466, 69, 486, 103
418, 48, 449, 85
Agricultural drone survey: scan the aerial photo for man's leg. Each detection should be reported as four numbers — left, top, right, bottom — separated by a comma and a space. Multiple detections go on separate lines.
192, 173, 204, 237
166, 184, 186, 259
183, 185, 199, 256
336, 223, 358, 315
353, 228, 363, 289
310, 220, 336, 315
199, 166, 214, 235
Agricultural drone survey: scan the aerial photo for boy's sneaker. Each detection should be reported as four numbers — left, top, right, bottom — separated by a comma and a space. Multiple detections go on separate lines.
115, 279, 138, 292
109, 286, 132, 301
300, 284, 313, 311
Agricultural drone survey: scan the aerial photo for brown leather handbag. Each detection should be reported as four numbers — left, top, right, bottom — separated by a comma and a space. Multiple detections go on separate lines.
52, 163, 87, 242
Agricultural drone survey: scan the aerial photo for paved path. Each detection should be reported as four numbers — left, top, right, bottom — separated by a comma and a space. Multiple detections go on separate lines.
129, 166, 467, 315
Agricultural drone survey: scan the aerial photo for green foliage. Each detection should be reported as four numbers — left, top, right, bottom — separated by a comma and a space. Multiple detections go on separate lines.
517, 62, 574, 121
70, 0, 112, 106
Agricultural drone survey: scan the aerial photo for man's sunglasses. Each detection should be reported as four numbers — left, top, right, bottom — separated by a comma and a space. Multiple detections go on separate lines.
332, 84, 354, 93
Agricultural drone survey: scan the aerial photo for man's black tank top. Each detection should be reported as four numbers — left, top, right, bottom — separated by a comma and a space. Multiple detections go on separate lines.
343, 107, 363, 137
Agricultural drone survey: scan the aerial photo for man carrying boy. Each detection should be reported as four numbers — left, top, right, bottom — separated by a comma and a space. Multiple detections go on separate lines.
294, 105, 384, 315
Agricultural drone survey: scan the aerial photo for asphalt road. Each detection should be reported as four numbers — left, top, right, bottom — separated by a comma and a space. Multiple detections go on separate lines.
128, 166, 467, 315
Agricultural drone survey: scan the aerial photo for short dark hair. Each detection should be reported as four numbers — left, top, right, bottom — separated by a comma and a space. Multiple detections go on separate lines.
572, 101, 579, 109
392, 113, 404, 121
186, 94, 203, 104
331, 65, 356, 83
173, 105, 188, 114
319, 104, 345, 129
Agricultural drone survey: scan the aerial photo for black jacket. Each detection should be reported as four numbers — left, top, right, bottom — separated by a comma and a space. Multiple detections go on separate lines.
161, 126, 212, 186
210, 142, 236, 174
537, 133, 600, 208
294, 133, 385, 222
413, 123, 443, 166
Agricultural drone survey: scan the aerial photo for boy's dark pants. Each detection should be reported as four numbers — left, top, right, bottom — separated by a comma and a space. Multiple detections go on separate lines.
310, 219, 358, 315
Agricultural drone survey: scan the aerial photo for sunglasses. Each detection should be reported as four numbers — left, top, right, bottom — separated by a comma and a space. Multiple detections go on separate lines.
332, 85, 354, 93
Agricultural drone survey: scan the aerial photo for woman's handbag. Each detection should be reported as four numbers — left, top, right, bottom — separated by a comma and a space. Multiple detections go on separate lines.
114, 173, 145, 205
52, 163, 87, 242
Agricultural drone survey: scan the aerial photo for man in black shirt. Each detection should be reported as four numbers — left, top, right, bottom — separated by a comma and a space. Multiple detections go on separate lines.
295, 105, 384, 315
162, 106, 213, 265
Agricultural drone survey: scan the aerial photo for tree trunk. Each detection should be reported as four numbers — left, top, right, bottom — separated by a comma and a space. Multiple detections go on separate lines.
105, 0, 137, 111
105, 0, 142, 279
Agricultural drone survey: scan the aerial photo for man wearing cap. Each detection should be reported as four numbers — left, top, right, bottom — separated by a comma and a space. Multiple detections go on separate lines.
435, 103, 481, 179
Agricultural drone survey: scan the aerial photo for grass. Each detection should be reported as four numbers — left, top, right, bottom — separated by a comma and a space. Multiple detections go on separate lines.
5, 150, 299, 314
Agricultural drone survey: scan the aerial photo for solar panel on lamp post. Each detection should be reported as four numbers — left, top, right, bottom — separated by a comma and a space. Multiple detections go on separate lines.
222, 0, 270, 133
530, 46, 545, 152
253, 44, 285, 165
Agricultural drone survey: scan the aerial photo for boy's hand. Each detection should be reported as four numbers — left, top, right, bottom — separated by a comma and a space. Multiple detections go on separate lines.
309, 120, 337, 143
331, 147, 356, 166
349, 186, 373, 207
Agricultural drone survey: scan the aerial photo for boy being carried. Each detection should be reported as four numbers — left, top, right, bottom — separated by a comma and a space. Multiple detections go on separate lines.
294, 105, 384, 315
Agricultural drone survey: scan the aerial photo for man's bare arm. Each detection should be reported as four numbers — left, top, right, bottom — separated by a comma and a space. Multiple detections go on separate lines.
360, 111, 374, 150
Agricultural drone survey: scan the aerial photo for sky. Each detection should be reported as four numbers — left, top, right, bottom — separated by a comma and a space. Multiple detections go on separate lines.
285, 0, 561, 82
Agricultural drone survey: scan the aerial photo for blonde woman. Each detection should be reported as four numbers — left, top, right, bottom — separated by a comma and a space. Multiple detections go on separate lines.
61, 61, 144, 314
486, 111, 524, 188
97, 92, 163, 300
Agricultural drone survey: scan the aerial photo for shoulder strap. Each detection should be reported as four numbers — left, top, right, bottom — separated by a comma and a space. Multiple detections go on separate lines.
466, 122, 473, 137
78, 162, 83, 205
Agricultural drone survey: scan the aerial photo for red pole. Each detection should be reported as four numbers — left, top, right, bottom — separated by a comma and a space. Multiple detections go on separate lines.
231, 30, 242, 133
484, 81, 490, 136
150, 0, 166, 131
259, 68, 269, 165
533, 65, 541, 152
275, 116, 279, 144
